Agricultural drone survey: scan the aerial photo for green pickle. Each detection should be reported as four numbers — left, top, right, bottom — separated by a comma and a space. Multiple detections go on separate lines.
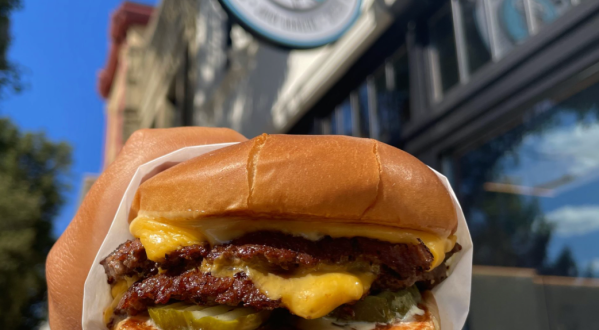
329, 286, 422, 323
148, 303, 271, 330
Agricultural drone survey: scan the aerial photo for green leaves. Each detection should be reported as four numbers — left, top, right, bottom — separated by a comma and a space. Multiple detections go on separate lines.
0, 0, 25, 99
0, 118, 72, 329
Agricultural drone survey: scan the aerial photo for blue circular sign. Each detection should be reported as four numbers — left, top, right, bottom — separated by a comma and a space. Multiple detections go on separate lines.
219, 0, 362, 49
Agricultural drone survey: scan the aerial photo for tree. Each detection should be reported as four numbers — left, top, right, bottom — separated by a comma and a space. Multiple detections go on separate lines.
0, 0, 24, 98
544, 247, 579, 278
0, 118, 72, 329
467, 188, 554, 269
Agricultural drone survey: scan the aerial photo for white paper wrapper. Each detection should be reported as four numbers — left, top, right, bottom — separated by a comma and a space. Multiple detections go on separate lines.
82, 143, 473, 330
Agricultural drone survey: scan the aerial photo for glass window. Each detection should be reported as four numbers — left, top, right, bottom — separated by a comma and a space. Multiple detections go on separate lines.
429, 3, 460, 99
459, 0, 492, 74
480, 0, 580, 61
357, 83, 370, 138
319, 116, 332, 135
527, 0, 576, 33
454, 70, 599, 329
308, 118, 320, 135
392, 50, 411, 124
329, 110, 338, 135
374, 66, 400, 144
339, 98, 353, 136
372, 50, 409, 145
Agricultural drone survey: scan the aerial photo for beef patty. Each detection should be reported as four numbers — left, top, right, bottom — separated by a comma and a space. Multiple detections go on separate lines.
116, 270, 280, 315
102, 232, 461, 316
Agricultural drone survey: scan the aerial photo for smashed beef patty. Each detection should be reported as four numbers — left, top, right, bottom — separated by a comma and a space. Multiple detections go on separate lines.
102, 232, 434, 282
116, 270, 281, 315
102, 232, 461, 315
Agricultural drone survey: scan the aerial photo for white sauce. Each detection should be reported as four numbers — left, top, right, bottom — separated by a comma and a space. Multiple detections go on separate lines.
292, 303, 426, 330
400, 304, 425, 322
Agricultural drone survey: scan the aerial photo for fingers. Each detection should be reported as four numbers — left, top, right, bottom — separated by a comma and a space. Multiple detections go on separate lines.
47, 127, 247, 330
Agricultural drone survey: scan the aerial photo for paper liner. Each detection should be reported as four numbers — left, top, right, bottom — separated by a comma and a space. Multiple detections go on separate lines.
82, 142, 472, 330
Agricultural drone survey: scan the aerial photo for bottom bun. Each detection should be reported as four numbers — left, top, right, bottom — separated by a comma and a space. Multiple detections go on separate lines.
113, 317, 159, 330
113, 291, 440, 330
385, 291, 440, 330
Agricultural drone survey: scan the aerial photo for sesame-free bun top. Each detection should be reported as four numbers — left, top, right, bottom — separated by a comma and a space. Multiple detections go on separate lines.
130, 134, 457, 237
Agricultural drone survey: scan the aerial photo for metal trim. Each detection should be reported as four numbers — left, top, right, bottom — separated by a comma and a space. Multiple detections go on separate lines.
350, 91, 361, 136
404, 9, 599, 160
403, 0, 599, 143
523, 0, 539, 35
335, 105, 344, 134
407, 26, 429, 123
451, 0, 470, 83
482, 0, 500, 61
367, 77, 379, 140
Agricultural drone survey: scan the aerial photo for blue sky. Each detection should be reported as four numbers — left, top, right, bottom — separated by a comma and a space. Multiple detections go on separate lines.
0, 0, 157, 236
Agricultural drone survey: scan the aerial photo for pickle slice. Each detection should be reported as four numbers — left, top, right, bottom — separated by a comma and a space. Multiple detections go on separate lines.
328, 286, 422, 323
148, 304, 271, 330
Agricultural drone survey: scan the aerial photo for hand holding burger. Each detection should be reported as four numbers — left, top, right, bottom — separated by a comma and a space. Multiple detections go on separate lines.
97, 134, 462, 330
46, 127, 248, 330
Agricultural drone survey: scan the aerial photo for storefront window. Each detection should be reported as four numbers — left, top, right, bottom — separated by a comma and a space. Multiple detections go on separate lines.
339, 98, 353, 136
526, 0, 576, 35
357, 82, 371, 138
459, 0, 492, 74
391, 51, 411, 124
428, 0, 586, 102
429, 3, 460, 98
373, 50, 409, 146
481, 0, 581, 60
318, 116, 331, 135
330, 109, 338, 135
454, 71, 599, 329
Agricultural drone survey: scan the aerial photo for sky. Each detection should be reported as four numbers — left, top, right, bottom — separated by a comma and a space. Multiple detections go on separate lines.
0, 0, 157, 236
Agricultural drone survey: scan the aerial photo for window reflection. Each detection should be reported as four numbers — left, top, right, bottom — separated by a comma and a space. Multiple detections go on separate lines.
373, 51, 409, 145
455, 71, 599, 329
391, 51, 411, 124
339, 98, 353, 136
430, 0, 585, 102
357, 82, 371, 138
459, 0, 492, 74
526, 0, 575, 34
305, 42, 411, 143
374, 67, 398, 144
429, 3, 460, 98
330, 109, 338, 135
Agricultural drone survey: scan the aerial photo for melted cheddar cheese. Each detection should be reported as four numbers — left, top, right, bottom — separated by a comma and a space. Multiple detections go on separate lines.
251, 271, 375, 319
104, 277, 137, 325
130, 216, 456, 269
128, 216, 457, 320
202, 258, 377, 319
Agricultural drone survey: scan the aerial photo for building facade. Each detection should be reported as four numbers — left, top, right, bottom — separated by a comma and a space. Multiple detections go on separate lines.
98, 1, 154, 168
99, 0, 599, 328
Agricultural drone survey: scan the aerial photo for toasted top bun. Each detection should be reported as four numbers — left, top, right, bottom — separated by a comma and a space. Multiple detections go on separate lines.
113, 292, 440, 330
130, 134, 457, 237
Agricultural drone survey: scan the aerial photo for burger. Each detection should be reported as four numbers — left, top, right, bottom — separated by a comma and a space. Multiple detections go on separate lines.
100, 134, 461, 330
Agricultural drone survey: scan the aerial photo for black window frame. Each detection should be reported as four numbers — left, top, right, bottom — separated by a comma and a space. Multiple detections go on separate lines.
289, 0, 599, 171
402, 0, 599, 165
